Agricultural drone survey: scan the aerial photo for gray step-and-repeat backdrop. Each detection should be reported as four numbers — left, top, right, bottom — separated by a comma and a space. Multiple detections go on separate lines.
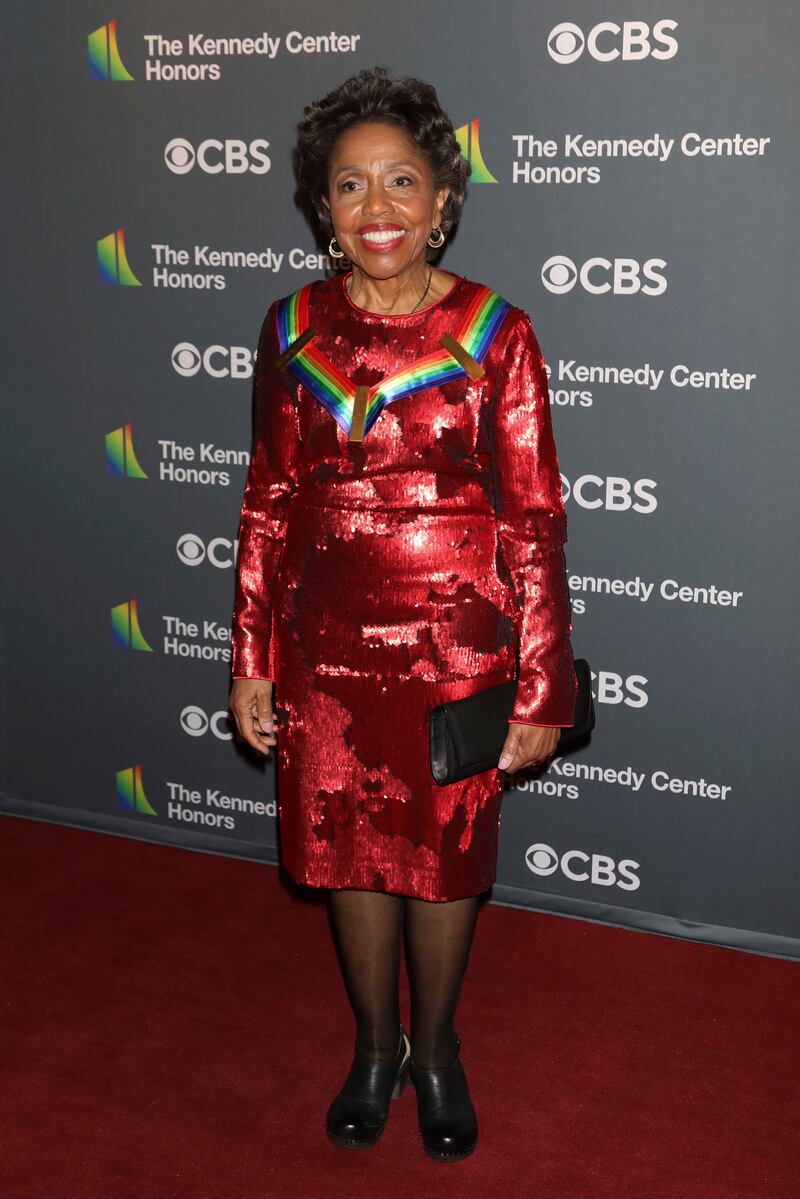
2, 2, 798, 958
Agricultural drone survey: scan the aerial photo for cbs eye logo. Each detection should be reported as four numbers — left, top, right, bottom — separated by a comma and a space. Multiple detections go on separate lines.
559, 473, 658, 514
176, 533, 238, 569
547, 20, 678, 64
164, 137, 271, 175
172, 342, 254, 379
541, 255, 667, 296
525, 843, 641, 890
172, 343, 202, 376
180, 704, 234, 740
525, 843, 560, 875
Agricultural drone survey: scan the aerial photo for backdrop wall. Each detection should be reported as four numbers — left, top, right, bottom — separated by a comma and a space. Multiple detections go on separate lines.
2, 1, 798, 958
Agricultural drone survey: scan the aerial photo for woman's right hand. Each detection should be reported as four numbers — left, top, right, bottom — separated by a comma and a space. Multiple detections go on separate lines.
229, 678, 278, 757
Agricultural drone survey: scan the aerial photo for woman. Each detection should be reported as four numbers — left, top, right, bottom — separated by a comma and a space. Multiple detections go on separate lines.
229, 66, 577, 1161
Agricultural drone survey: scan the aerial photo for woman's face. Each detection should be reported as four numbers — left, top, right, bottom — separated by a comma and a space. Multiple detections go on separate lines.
321, 120, 450, 277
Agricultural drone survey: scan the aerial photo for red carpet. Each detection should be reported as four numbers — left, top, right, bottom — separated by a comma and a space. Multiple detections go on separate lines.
1, 814, 797, 1199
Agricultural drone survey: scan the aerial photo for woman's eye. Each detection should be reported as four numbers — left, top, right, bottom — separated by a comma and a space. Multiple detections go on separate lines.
338, 174, 415, 193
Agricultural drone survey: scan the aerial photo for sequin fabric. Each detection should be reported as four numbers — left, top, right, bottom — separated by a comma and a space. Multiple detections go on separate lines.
231, 270, 577, 901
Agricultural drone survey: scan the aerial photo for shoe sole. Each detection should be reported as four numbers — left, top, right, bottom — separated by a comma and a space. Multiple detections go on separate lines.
419, 1135, 478, 1162
327, 1128, 386, 1150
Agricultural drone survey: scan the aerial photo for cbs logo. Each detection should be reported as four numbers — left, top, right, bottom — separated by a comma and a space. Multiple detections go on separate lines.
542, 256, 667, 296
172, 342, 254, 379
525, 843, 641, 890
547, 20, 678, 64
560, 474, 658, 513
164, 138, 271, 175
177, 534, 238, 569
592, 671, 648, 709
180, 704, 235, 740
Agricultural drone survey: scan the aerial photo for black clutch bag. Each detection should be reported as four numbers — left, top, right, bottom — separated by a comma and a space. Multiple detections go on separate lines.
428, 658, 595, 786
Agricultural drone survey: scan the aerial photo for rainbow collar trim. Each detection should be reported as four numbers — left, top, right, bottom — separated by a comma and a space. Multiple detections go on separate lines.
273, 280, 511, 442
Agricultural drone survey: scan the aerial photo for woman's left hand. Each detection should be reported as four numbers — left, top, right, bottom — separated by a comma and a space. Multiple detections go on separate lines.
498, 723, 560, 774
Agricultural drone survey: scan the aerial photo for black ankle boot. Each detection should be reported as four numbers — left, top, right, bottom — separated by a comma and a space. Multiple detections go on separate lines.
326, 1028, 411, 1149
408, 1035, 478, 1161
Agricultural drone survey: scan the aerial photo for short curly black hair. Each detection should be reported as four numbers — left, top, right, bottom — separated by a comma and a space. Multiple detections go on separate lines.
293, 65, 470, 262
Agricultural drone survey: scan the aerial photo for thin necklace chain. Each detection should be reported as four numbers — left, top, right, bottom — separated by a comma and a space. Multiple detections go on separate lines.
409, 266, 433, 313
348, 265, 433, 315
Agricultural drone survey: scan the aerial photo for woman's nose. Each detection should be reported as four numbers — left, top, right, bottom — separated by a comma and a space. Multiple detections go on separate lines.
361, 182, 394, 216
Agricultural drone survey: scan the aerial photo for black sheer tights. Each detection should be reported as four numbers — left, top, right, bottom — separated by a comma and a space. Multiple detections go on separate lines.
326, 889, 480, 1069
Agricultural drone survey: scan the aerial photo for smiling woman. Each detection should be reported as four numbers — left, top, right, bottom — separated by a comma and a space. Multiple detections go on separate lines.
321, 119, 454, 313
292, 67, 470, 318
228, 66, 578, 1161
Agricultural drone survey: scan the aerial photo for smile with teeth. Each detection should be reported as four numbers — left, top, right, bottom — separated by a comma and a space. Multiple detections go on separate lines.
360, 229, 406, 243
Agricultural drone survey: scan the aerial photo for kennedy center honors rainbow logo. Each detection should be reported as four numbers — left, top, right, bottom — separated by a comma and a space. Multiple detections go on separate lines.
112, 600, 153, 652
106, 424, 148, 478
116, 766, 157, 815
98, 229, 142, 286
88, 20, 134, 81
454, 119, 498, 183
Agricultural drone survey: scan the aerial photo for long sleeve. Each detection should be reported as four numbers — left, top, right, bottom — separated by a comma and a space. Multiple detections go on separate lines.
489, 311, 578, 726
230, 300, 301, 681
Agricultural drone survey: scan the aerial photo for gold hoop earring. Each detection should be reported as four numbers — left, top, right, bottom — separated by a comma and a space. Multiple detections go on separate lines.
427, 225, 446, 248
328, 235, 346, 259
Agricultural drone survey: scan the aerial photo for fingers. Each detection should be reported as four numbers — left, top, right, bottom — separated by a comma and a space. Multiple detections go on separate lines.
229, 679, 278, 757
499, 724, 560, 774
248, 693, 278, 755
236, 707, 275, 756
498, 727, 522, 773
255, 690, 274, 735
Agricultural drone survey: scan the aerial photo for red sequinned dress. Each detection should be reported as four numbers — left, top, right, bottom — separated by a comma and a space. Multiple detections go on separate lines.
231, 269, 577, 902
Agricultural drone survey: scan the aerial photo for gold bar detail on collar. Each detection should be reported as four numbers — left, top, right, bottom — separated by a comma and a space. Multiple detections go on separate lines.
275, 327, 316, 372
349, 385, 370, 442
438, 333, 485, 381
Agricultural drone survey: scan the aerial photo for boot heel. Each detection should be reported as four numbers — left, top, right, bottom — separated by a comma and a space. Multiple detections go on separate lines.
391, 1031, 411, 1099
391, 1067, 409, 1100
